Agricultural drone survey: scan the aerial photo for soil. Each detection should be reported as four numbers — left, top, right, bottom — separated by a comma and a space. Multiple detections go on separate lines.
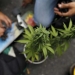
1, 0, 75, 75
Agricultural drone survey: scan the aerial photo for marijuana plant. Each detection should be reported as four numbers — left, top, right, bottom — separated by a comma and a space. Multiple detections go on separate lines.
49, 19, 75, 56
17, 25, 55, 62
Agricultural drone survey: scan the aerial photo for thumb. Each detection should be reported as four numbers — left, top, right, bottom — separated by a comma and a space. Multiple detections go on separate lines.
58, 3, 70, 9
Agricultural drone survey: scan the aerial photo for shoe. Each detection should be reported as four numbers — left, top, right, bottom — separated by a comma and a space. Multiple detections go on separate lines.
70, 64, 75, 75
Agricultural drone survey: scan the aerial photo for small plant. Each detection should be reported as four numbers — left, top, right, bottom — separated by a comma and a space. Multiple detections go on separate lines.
17, 19, 75, 62
17, 25, 55, 62
58, 19, 74, 39
49, 19, 75, 56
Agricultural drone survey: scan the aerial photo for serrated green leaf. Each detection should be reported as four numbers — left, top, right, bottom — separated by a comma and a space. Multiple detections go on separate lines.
26, 51, 32, 60
23, 35, 33, 40
24, 49, 30, 54
50, 26, 58, 37
39, 24, 42, 28
25, 29, 32, 37
68, 19, 72, 30
43, 30, 50, 34
50, 31, 58, 37
58, 29, 66, 33
63, 23, 68, 30
43, 47, 47, 58
46, 43, 51, 46
35, 54, 39, 61
17, 40, 30, 43
28, 25, 35, 34
51, 26, 56, 33
47, 46, 55, 54
61, 41, 69, 51
55, 44, 63, 56
32, 56, 35, 62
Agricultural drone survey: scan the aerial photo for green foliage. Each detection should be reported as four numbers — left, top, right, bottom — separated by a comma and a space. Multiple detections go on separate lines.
50, 26, 58, 37
50, 19, 75, 56
17, 19, 75, 61
58, 19, 75, 39
18, 25, 54, 62
55, 41, 69, 56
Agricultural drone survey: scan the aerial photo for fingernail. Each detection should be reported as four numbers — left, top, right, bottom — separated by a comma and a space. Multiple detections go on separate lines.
58, 4, 62, 8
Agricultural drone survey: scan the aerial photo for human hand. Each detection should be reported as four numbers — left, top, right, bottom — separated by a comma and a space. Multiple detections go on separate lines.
0, 27, 5, 37
0, 12, 12, 28
22, 0, 33, 6
54, 2, 75, 16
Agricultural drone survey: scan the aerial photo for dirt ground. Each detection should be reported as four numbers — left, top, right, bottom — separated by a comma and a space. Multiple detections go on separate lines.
0, 0, 75, 75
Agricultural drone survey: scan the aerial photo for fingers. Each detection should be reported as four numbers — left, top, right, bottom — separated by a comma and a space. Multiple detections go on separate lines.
4, 15, 12, 27
2, 14, 12, 27
58, 2, 75, 9
58, 3, 70, 9
54, 7, 59, 11
54, 2, 75, 17
54, 9, 72, 16
0, 27, 5, 37
54, 6, 75, 17
54, 3, 70, 16
0, 12, 12, 28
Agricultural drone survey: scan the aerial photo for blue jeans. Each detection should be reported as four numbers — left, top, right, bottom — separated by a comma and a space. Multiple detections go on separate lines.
34, 0, 58, 28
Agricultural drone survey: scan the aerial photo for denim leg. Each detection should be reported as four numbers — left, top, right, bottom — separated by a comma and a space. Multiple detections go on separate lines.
34, 0, 58, 28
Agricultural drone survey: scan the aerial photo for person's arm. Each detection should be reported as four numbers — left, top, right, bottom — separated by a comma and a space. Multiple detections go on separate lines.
54, 2, 75, 16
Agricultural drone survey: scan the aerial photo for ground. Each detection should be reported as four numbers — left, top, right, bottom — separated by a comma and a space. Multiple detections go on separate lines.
0, 0, 75, 75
